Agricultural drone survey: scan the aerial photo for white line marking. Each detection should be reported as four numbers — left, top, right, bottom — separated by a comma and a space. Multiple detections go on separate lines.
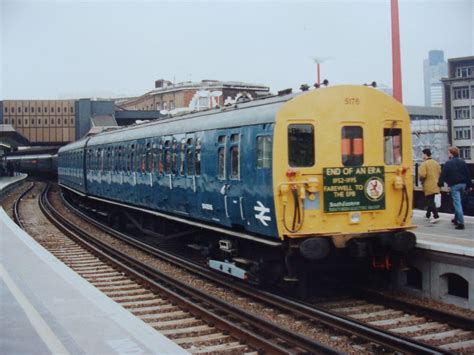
0, 264, 70, 355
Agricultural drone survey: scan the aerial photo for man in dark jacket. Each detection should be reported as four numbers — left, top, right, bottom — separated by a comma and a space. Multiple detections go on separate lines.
438, 146, 472, 230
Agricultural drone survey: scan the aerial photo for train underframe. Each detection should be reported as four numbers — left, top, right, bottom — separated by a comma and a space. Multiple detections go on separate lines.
65, 190, 416, 295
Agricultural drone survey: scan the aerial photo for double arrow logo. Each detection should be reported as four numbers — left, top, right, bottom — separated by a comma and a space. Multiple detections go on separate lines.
254, 201, 271, 226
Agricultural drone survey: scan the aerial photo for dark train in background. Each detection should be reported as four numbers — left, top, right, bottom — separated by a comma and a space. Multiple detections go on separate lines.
3, 153, 57, 177
58, 85, 416, 287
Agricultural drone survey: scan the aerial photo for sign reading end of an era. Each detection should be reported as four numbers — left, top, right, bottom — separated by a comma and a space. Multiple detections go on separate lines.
323, 166, 385, 213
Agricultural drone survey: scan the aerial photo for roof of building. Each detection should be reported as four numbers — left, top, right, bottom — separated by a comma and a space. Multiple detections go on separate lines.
405, 105, 443, 117
121, 79, 271, 106
0, 124, 30, 147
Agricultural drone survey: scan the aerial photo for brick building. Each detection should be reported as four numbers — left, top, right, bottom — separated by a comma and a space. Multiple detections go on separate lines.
119, 79, 270, 112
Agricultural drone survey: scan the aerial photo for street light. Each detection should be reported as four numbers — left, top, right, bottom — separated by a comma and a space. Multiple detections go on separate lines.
311, 56, 331, 86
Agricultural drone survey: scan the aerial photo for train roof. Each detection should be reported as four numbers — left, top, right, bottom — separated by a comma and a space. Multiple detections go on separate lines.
85, 93, 298, 146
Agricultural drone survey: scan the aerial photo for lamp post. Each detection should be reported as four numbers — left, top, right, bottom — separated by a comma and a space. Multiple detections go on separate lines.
391, 0, 403, 103
311, 57, 324, 86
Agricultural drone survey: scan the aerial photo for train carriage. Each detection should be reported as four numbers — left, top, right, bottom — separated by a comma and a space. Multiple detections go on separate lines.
58, 85, 416, 286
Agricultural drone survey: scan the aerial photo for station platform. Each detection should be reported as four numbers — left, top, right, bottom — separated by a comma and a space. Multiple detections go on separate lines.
0, 207, 187, 354
0, 174, 27, 193
412, 209, 473, 257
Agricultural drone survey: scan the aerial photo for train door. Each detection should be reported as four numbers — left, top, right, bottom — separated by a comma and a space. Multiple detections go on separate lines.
221, 129, 245, 227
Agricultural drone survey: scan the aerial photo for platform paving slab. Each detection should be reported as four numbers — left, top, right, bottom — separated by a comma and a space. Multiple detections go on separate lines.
0, 207, 188, 354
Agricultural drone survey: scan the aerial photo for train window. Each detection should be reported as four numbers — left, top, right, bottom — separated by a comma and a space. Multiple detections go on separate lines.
165, 150, 171, 174
342, 126, 364, 166
288, 124, 314, 167
257, 136, 272, 168
171, 140, 177, 175
187, 138, 193, 146
218, 147, 225, 179
180, 139, 185, 176
218, 135, 226, 144
230, 146, 239, 179
187, 148, 194, 175
140, 144, 146, 172
384, 128, 402, 165
195, 138, 201, 176
146, 143, 152, 172
155, 142, 163, 175
230, 134, 239, 143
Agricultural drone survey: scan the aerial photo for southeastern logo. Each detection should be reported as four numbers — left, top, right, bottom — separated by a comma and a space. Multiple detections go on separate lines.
364, 177, 384, 201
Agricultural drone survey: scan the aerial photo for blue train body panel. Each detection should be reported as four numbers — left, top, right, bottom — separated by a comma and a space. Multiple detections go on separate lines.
59, 97, 290, 240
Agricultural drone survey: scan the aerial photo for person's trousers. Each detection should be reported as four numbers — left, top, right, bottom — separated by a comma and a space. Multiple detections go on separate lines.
425, 194, 439, 219
451, 183, 466, 225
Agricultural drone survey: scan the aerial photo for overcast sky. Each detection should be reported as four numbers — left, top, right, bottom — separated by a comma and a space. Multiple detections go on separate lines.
1, 0, 473, 105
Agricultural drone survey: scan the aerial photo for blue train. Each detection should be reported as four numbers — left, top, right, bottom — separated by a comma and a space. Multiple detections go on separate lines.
59, 85, 416, 286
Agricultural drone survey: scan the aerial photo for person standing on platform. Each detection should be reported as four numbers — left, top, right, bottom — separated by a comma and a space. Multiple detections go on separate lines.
419, 148, 441, 224
438, 146, 472, 230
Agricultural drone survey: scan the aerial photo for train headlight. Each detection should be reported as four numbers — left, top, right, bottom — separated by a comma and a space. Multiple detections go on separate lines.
350, 212, 360, 224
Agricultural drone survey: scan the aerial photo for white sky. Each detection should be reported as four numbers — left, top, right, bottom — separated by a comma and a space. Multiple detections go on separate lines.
1, 0, 473, 105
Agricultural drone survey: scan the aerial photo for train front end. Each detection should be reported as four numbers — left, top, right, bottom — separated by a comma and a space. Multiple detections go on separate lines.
272, 85, 416, 279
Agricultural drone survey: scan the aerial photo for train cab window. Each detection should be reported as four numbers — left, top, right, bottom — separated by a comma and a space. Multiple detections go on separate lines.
195, 138, 201, 176
257, 135, 272, 168
384, 128, 402, 165
342, 126, 364, 166
288, 124, 314, 167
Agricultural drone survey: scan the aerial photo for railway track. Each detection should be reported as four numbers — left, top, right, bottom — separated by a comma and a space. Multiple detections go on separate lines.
14, 182, 341, 354
56, 185, 473, 354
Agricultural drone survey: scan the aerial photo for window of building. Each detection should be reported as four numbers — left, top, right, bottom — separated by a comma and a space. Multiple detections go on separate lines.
454, 126, 471, 140
4, 118, 8, 124
38, 119, 41, 125
24, 107, 28, 113
31, 119, 35, 125
342, 126, 364, 166
4, 107, 7, 113
288, 124, 314, 167
384, 128, 402, 165
45, 119, 48, 125
51, 119, 54, 124
57, 107, 60, 113
11, 107, 14, 113
64, 107, 67, 113
31, 107, 35, 113
18, 119, 22, 125
70, 118, 74, 125
170, 101, 175, 110
38, 107, 41, 113
64, 118, 67, 125
456, 66, 474, 78
459, 147, 471, 160
18, 107, 21, 112
51, 107, 54, 113
453, 87, 470, 100
454, 106, 470, 120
